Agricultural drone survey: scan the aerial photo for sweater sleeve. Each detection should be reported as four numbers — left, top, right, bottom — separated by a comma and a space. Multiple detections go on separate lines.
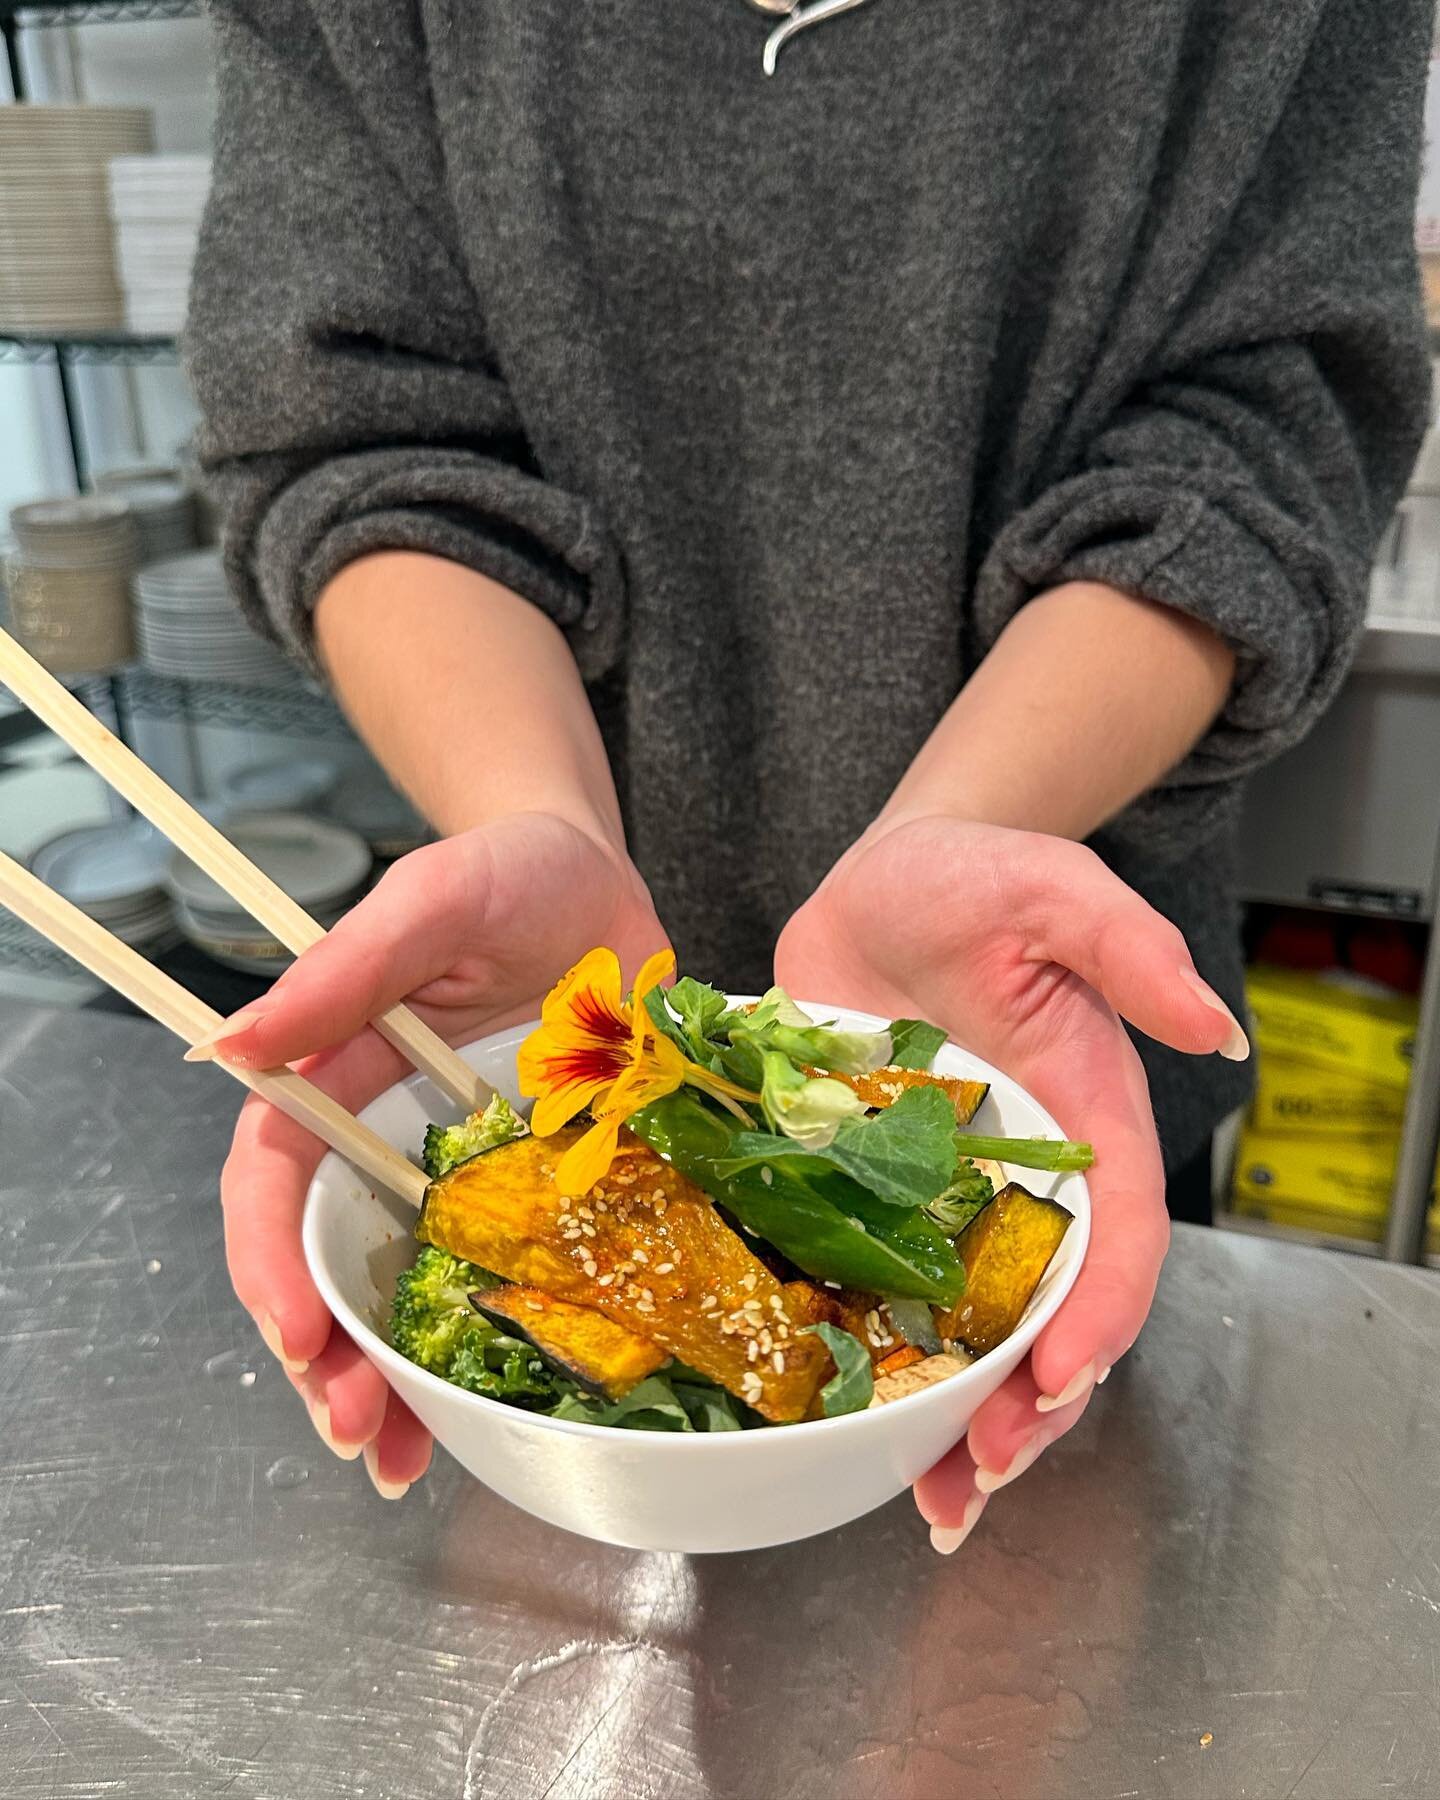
972, 0, 1432, 857
183, 0, 622, 679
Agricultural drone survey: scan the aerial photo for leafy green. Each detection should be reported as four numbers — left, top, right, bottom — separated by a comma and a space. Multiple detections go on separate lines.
758, 1050, 867, 1149
926, 1157, 996, 1235
716, 1084, 959, 1208
882, 1295, 942, 1355
669, 976, 735, 1052
421, 1093, 528, 1180
887, 1019, 948, 1070
729, 986, 893, 1077
447, 1329, 573, 1408
801, 1323, 874, 1417
548, 1368, 748, 1433
629, 1091, 966, 1303
952, 1133, 1094, 1172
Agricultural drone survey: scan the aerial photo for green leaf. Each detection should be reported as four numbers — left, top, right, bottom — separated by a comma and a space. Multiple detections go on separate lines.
801, 1323, 874, 1417
887, 1019, 948, 1070
952, 1133, 1094, 1172
718, 1084, 959, 1208
669, 976, 734, 1048
759, 1051, 868, 1149
629, 1092, 966, 1304
673, 1382, 745, 1431
926, 1156, 995, 1235
882, 1295, 942, 1355
548, 1374, 696, 1431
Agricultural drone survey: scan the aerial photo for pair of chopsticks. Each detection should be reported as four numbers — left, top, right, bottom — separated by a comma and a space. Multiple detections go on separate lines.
0, 627, 491, 1210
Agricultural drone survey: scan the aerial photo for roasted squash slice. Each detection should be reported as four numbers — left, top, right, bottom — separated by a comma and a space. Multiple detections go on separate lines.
934, 1182, 1072, 1353
837, 1064, 990, 1126
419, 1128, 832, 1422
469, 1286, 667, 1400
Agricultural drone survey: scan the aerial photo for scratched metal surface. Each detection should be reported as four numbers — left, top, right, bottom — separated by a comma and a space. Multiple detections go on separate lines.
2, 998, 1439, 1799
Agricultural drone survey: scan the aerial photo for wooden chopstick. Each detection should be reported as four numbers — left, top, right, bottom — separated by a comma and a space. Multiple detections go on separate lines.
0, 626, 492, 1114
0, 846, 428, 1209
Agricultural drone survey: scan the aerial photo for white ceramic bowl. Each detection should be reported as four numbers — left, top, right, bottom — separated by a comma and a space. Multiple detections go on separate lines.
303, 1003, 1090, 1554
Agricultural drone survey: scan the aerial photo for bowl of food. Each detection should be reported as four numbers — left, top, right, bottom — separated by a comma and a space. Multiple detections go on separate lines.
303, 956, 1091, 1553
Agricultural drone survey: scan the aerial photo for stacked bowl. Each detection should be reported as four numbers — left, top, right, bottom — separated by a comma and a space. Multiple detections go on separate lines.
103, 476, 198, 566
0, 105, 153, 332
133, 549, 293, 685
6, 497, 138, 675
106, 155, 211, 335
167, 812, 372, 974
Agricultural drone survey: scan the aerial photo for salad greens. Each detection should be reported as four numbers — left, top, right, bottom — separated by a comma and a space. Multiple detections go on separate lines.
391, 965, 1087, 1433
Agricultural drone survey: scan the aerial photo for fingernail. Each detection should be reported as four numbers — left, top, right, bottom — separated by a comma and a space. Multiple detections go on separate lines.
1036, 1359, 1097, 1414
1096, 1364, 1111, 1385
305, 1393, 362, 1461
931, 1490, 985, 1555
1178, 968, 1250, 1062
184, 1002, 270, 1064
363, 1440, 411, 1502
974, 1434, 1046, 1495
255, 1311, 309, 1376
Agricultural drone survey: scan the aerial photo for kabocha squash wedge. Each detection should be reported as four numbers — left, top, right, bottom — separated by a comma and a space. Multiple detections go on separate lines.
837, 1064, 990, 1126
469, 1286, 667, 1400
934, 1182, 1073, 1354
419, 1128, 832, 1422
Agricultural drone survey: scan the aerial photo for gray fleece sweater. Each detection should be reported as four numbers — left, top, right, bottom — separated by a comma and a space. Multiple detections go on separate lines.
185, 0, 1431, 1170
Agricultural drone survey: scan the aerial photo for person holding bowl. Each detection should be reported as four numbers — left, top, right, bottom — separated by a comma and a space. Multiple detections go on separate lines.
182, 0, 1431, 1549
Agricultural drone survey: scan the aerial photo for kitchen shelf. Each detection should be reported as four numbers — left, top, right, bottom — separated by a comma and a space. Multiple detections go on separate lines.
0, 330, 178, 363
2, 1, 200, 24
1216, 1209, 1440, 1271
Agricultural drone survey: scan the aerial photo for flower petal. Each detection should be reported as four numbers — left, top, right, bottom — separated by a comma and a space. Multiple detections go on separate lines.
555, 1115, 625, 1197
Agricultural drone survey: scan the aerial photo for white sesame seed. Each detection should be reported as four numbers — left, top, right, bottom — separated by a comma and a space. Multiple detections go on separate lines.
636, 1299, 656, 1315
577, 1205, 594, 1220
580, 1222, 597, 1238
768, 1295, 785, 1313
772, 1351, 785, 1374
525, 1300, 544, 1312
747, 1340, 759, 1362
597, 1273, 615, 1287
742, 1373, 764, 1402
742, 1273, 758, 1292
650, 1189, 666, 1204
562, 1227, 582, 1241
632, 1247, 649, 1264
582, 1259, 598, 1278
594, 1198, 608, 1212
823, 1280, 841, 1290
655, 1261, 674, 1275
700, 1295, 718, 1311
758, 1329, 773, 1354
640, 1288, 654, 1303
760, 1167, 774, 1187
864, 1309, 881, 1332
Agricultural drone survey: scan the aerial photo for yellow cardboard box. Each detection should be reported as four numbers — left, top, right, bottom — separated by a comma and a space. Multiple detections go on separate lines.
1245, 966, 1417, 1090
1250, 1054, 1410, 1137
1230, 1124, 1439, 1239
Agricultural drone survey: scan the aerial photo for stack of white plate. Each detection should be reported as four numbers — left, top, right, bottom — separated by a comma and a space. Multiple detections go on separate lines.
0, 105, 153, 332
106, 155, 211, 335
30, 820, 175, 951
102, 476, 198, 565
167, 812, 372, 974
133, 549, 293, 685
6, 497, 138, 675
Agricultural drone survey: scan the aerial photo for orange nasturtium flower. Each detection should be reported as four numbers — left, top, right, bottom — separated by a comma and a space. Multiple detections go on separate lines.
518, 947, 755, 1196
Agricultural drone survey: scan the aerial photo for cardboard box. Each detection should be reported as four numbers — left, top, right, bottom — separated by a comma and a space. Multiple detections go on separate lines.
1250, 1054, 1410, 1137
1230, 1125, 1439, 1236
1245, 966, 1417, 1090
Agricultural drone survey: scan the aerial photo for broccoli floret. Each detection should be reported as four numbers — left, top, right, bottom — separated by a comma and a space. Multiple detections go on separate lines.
421, 1093, 529, 1180
925, 1157, 995, 1237
389, 1245, 496, 1375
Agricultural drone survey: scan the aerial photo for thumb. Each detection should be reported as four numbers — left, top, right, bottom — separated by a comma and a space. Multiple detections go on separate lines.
190, 839, 489, 1068
1017, 838, 1250, 1062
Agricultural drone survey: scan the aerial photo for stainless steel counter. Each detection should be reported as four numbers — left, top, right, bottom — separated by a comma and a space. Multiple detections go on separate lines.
3, 999, 1439, 1799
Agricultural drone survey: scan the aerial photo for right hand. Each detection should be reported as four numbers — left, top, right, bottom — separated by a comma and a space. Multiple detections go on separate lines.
212, 812, 669, 1498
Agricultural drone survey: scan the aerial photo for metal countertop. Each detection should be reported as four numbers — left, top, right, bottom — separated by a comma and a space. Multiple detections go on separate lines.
2, 999, 1438, 1799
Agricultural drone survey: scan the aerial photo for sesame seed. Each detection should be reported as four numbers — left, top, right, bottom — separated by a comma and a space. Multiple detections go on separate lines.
758, 1329, 773, 1354
582, 1259, 598, 1278
747, 1340, 759, 1362
594, 1198, 608, 1213
776, 1324, 790, 1341
540, 1164, 554, 1177
640, 1288, 654, 1303
864, 1309, 881, 1333
650, 1189, 666, 1204
741, 1373, 764, 1402
742, 1273, 758, 1292
772, 1351, 785, 1374
654, 1198, 667, 1215
960, 1304, 973, 1323
655, 1261, 674, 1275
597, 1273, 615, 1287
562, 1227, 582, 1241
768, 1295, 785, 1313
720, 1320, 739, 1335
525, 1300, 544, 1312
760, 1167, 774, 1187
632, 1247, 649, 1264
699, 1295, 717, 1311
635, 1299, 656, 1315
577, 1205, 594, 1220
823, 1280, 841, 1291
580, 1222, 597, 1238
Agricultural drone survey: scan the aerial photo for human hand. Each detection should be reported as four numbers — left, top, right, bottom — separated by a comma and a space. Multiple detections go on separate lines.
775, 814, 1247, 1551
208, 813, 669, 1497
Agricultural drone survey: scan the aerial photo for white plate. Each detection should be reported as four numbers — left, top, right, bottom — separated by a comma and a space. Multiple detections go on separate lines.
30, 820, 171, 905
303, 1007, 1092, 1553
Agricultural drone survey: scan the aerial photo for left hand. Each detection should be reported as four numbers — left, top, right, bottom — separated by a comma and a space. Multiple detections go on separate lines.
776, 814, 1247, 1552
